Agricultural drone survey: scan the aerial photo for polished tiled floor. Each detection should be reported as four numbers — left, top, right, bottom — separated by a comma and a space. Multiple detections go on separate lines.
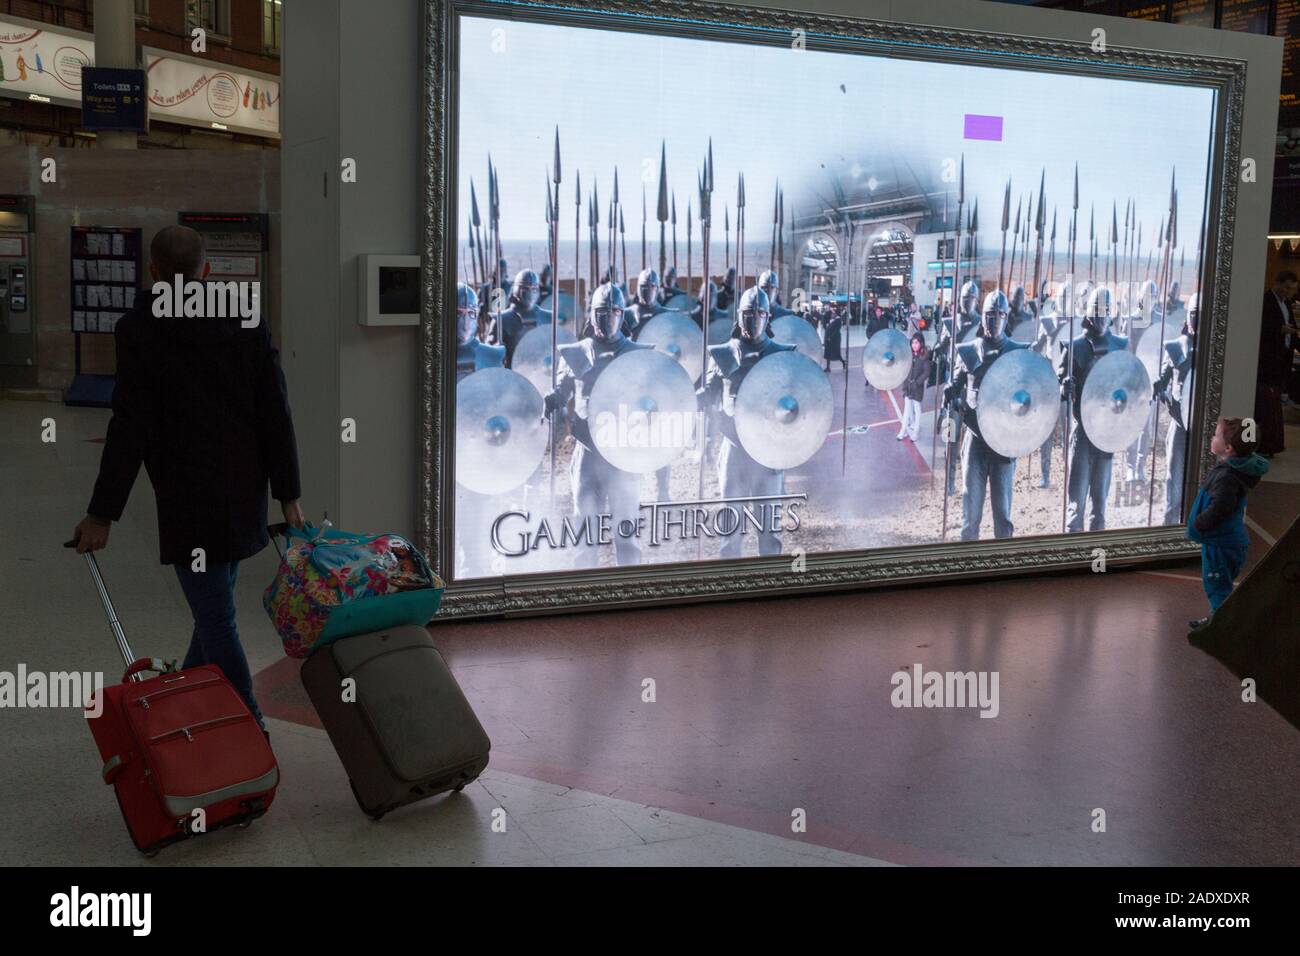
2, 398, 1297, 865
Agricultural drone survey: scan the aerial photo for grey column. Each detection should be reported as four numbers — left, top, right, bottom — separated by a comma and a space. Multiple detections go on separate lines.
92, 0, 139, 150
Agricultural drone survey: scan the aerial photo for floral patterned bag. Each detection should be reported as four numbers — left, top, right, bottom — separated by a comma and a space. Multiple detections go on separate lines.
263, 524, 444, 659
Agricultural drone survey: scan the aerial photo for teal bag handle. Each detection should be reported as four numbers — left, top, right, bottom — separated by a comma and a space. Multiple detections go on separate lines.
288, 525, 434, 588
287, 522, 384, 547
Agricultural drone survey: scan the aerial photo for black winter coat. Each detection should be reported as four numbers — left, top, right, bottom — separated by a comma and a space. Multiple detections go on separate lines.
87, 289, 301, 565
822, 317, 844, 362
902, 350, 932, 402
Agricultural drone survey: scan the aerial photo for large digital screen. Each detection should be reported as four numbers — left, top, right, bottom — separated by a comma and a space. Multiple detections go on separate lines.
449, 13, 1216, 582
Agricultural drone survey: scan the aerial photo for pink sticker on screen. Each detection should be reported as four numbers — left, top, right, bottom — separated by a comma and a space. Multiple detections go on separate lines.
964, 114, 1003, 141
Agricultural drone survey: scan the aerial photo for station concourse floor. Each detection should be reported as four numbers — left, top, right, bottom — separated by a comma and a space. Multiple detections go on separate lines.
1, 394, 1297, 867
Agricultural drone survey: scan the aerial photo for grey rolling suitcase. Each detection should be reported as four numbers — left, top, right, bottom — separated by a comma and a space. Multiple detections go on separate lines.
301, 625, 490, 820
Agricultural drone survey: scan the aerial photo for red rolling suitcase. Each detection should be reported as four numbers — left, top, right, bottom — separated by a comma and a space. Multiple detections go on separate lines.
69, 543, 279, 856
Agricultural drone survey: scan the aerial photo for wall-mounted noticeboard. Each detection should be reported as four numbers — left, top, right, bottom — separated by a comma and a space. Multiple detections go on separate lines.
70, 226, 141, 335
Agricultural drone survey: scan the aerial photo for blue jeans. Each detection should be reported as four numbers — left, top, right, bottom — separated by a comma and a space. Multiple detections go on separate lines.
174, 561, 263, 728
1066, 426, 1113, 532
961, 428, 1016, 540
1201, 542, 1248, 612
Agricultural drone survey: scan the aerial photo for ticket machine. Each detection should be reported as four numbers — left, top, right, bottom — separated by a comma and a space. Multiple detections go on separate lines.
0, 195, 36, 384
177, 211, 270, 323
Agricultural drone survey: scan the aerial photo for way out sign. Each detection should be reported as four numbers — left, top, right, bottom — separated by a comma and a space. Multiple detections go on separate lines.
81, 67, 149, 133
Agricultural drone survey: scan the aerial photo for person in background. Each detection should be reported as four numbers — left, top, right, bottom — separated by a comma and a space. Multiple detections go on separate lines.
823, 306, 845, 373
1186, 417, 1269, 630
1280, 281, 1300, 407
897, 332, 931, 444
72, 225, 304, 733
1255, 270, 1297, 457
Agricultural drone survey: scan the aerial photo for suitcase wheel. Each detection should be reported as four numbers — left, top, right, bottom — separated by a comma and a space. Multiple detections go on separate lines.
349, 779, 385, 821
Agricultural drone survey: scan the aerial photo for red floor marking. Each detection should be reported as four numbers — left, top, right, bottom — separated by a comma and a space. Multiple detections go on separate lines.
886, 388, 932, 474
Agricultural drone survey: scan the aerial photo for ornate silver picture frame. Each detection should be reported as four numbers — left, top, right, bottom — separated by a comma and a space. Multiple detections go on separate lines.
419, 0, 1244, 618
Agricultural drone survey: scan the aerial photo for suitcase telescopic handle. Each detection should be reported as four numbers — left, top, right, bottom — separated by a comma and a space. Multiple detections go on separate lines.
267, 523, 288, 560
64, 537, 140, 680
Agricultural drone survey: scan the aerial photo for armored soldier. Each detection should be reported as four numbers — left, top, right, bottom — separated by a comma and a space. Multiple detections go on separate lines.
545, 283, 651, 568
700, 287, 798, 558
1058, 287, 1130, 532
1130, 279, 1159, 330
716, 267, 738, 313
758, 270, 796, 319
1117, 279, 1161, 499
944, 289, 1028, 540
935, 280, 982, 495
624, 268, 673, 502
455, 283, 505, 380
496, 269, 552, 366
1153, 293, 1198, 525
659, 266, 685, 304
1006, 284, 1034, 339
1032, 284, 1068, 489
935, 280, 981, 370
454, 283, 507, 579
623, 268, 669, 338
1143, 280, 1183, 344
693, 269, 733, 327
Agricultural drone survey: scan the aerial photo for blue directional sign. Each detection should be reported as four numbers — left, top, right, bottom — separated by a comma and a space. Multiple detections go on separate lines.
80, 67, 148, 133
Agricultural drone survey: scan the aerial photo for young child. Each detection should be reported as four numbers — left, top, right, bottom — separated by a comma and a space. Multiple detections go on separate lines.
1185, 416, 1269, 629
897, 332, 932, 443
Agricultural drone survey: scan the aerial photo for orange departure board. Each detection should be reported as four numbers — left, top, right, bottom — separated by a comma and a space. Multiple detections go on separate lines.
1169, 0, 1216, 27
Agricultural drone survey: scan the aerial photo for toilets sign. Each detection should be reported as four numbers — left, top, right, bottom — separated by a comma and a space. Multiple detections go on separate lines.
80, 67, 148, 132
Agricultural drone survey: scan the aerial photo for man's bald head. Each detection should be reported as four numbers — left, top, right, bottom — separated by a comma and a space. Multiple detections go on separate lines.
150, 225, 206, 281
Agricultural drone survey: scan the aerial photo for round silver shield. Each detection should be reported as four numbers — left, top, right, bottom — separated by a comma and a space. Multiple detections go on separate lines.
1132, 325, 1163, 383
512, 324, 576, 397
588, 348, 698, 473
664, 293, 697, 312
1080, 350, 1153, 453
735, 351, 833, 470
975, 349, 1061, 459
538, 292, 575, 327
708, 318, 733, 345
862, 327, 913, 390
455, 368, 548, 494
771, 314, 823, 365
636, 310, 704, 381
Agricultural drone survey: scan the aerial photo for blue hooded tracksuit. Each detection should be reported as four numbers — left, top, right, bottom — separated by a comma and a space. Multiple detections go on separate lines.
1185, 454, 1269, 611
